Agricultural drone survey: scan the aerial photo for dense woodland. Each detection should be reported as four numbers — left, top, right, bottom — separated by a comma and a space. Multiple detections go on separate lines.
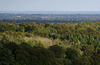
0, 21, 100, 65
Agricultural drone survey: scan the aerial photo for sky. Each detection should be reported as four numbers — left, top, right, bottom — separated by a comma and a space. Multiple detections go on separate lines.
0, 0, 100, 11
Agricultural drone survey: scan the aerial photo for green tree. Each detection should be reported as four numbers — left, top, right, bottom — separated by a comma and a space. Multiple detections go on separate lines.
0, 47, 15, 65
82, 45, 95, 56
0, 35, 10, 45
31, 46, 63, 65
49, 45, 65, 58
92, 53, 100, 65
15, 49, 30, 65
63, 59, 72, 65
3, 42, 20, 55
72, 56, 94, 65
35, 40, 46, 48
65, 48, 80, 60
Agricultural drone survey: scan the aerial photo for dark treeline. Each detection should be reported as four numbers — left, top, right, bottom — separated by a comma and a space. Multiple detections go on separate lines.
0, 42, 100, 65
0, 21, 100, 65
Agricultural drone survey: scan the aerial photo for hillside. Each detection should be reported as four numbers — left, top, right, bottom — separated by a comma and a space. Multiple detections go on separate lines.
0, 21, 100, 65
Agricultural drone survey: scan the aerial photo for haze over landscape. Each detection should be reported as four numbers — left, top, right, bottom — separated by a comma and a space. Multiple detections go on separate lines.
0, 0, 100, 65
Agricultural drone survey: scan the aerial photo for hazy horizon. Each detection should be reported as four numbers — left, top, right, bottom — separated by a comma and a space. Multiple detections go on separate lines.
0, 11, 100, 14
0, 0, 100, 11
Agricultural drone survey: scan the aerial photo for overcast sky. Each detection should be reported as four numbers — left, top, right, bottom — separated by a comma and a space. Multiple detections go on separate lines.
0, 0, 100, 11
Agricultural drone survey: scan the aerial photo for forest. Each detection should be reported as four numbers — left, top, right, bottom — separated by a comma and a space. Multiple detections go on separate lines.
0, 20, 100, 65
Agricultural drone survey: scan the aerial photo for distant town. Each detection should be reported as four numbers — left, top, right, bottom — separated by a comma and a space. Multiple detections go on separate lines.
0, 11, 100, 23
